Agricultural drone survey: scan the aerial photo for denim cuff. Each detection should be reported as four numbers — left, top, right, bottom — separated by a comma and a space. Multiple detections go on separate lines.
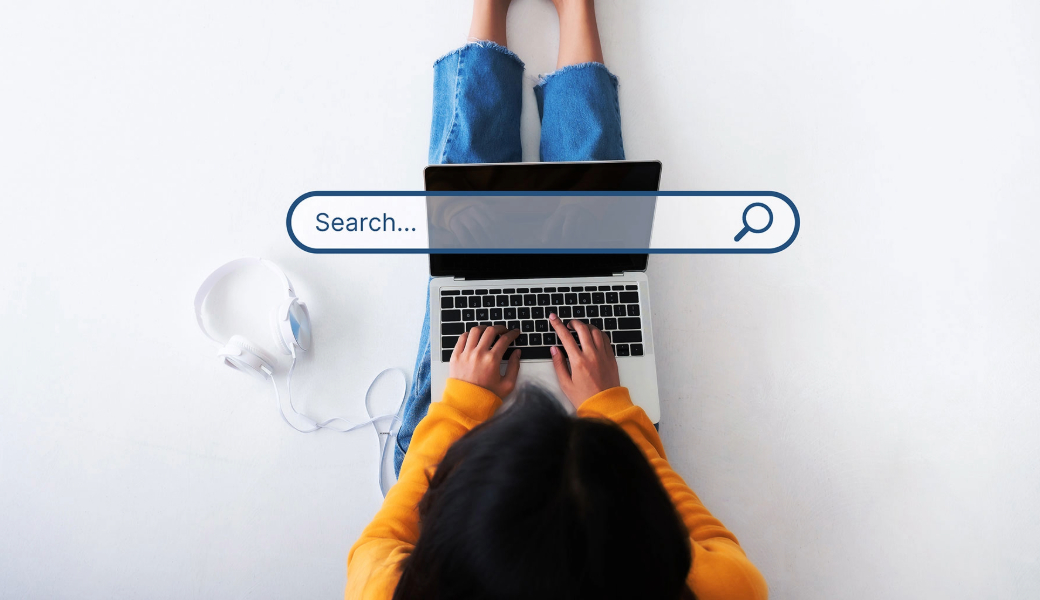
535, 61, 619, 91
433, 40, 525, 70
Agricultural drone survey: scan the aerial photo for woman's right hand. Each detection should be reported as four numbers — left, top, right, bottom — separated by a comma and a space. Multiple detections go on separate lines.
548, 313, 621, 409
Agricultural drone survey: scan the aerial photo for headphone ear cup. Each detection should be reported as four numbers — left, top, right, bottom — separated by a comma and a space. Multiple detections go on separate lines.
272, 299, 311, 354
218, 335, 276, 379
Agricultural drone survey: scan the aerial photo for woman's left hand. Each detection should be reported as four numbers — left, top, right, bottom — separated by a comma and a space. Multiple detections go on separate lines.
448, 325, 522, 398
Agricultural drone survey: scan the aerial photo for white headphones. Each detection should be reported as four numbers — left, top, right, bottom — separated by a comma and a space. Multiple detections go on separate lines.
194, 257, 407, 495
194, 257, 311, 380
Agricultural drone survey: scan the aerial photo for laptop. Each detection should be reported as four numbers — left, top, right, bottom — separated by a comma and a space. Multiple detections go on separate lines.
424, 160, 662, 423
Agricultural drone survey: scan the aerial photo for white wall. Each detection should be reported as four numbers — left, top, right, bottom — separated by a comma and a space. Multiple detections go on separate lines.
2, 1, 1038, 598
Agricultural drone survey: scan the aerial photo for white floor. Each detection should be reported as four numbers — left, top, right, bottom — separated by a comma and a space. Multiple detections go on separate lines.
3, 1, 1039, 598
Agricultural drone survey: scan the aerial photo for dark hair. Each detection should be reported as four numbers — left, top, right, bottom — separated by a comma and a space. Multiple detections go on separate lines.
393, 386, 693, 600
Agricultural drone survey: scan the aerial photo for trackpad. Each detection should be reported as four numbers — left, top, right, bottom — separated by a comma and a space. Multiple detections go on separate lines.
505, 361, 574, 414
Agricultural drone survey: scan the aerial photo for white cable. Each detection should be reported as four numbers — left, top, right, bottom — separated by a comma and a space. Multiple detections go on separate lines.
267, 347, 408, 496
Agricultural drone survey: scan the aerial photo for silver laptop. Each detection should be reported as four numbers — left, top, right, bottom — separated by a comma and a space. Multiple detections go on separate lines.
424, 161, 662, 423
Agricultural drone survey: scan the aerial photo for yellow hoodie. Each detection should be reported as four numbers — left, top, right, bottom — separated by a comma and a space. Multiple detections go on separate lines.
347, 378, 768, 600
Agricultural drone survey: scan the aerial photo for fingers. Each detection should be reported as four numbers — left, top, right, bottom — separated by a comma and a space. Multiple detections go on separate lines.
479, 324, 508, 350
549, 313, 580, 356
492, 328, 521, 359
465, 325, 486, 351
503, 348, 521, 390
452, 331, 468, 360
568, 318, 597, 350
550, 345, 571, 386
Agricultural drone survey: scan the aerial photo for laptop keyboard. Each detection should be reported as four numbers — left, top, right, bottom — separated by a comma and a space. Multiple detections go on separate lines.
439, 284, 645, 362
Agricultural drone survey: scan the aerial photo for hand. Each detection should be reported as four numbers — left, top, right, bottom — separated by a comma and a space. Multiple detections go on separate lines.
548, 313, 620, 409
448, 325, 522, 398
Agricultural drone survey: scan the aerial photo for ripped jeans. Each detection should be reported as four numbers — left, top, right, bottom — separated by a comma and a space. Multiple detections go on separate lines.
395, 42, 626, 475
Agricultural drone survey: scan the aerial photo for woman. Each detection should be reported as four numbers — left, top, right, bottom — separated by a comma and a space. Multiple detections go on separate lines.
349, 1, 768, 598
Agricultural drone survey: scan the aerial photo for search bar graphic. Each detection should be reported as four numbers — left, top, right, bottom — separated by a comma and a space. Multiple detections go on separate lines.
287, 191, 798, 254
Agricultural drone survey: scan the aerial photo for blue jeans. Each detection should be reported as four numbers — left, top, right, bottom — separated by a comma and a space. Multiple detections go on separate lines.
395, 42, 626, 475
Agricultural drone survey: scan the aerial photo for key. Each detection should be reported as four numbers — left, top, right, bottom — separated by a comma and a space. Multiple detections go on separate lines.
606, 292, 619, 303
578, 292, 591, 304
592, 292, 604, 304
529, 333, 542, 345
479, 321, 492, 326
612, 330, 642, 343
507, 320, 521, 331
493, 321, 506, 327
466, 321, 478, 330
558, 306, 572, 318
610, 344, 616, 356
462, 289, 475, 295
476, 308, 489, 320
441, 309, 461, 322
590, 318, 603, 330
586, 305, 599, 317
627, 304, 640, 316
631, 343, 643, 356
535, 320, 548, 332
441, 297, 454, 309
515, 334, 529, 346
482, 296, 495, 307
469, 296, 481, 308
537, 294, 550, 305
510, 295, 523, 306
489, 289, 501, 294
524, 294, 537, 306
598, 286, 610, 291
516, 288, 529, 293
546, 306, 558, 319
518, 307, 531, 319
521, 320, 534, 332
497, 295, 509, 307
612, 285, 624, 290
442, 322, 464, 335
617, 317, 642, 330
544, 332, 557, 345
442, 336, 459, 349
443, 290, 460, 295
476, 289, 488, 295
551, 293, 564, 305
605, 318, 617, 330
544, 287, 556, 292
455, 297, 467, 308
573, 306, 586, 318
625, 285, 638, 290
564, 293, 578, 305
442, 349, 453, 362
600, 305, 613, 317
503, 288, 516, 294
462, 308, 475, 320
616, 344, 630, 356
504, 307, 516, 319
619, 291, 638, 303
490, 308, 502, 320
530, 288, 543, 293
519, 346, 551, 359
532, 307, 544, 319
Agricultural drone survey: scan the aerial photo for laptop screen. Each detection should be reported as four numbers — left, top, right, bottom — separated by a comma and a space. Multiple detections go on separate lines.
424, 161, 661, 279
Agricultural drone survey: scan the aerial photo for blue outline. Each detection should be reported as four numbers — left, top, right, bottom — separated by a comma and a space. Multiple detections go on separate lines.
286, 191, 800, 254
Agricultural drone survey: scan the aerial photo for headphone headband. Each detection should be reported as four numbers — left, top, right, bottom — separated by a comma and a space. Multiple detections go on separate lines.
193, 257, 297, 344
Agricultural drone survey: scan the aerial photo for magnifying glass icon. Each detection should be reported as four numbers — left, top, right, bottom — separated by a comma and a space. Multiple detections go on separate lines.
734, 202, 774, 242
